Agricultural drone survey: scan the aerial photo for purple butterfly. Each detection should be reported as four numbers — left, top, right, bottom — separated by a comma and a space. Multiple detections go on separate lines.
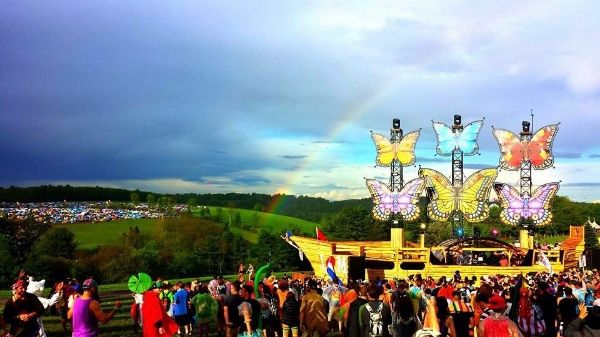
494, 182, 560, 226
366, 178, 425, 221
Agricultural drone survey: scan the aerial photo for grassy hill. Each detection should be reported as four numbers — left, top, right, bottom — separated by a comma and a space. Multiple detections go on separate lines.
194, 206, 317, 233
58, 207, 318, 249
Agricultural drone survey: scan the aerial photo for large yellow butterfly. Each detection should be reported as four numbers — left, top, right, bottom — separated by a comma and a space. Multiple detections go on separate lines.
371, 130, 420, 167
419, 167, 498, 223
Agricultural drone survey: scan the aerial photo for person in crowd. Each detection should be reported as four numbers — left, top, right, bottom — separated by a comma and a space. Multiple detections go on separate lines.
173, 282, 190, 336
432, 296, 457, 337
300, 280, 329, 337
142, 281, 179, 337
359, 284, 392, 337
558, 286, 580, 334
564, 300, 600, 337
534, 282, 557, 337
346, 285, 369, 337
192, 285, 218, 337
3, 279, 45, 337
478, 294, 521, 337
224, 281, 243, 337
281, 292, 300, 337
67, 278, 122, 337
391, 286, 419, 337
238, 284, 261, 337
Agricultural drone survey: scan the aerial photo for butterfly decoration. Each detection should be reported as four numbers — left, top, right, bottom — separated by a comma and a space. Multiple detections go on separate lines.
432, 119, 484, 156
419, 168, 498, 223
365, 178, 425, 221
494, 182, 559, 226
492, 124, 559, 170
371, 130, 420, 167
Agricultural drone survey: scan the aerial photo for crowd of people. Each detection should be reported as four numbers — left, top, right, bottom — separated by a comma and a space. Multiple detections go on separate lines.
2, 267, 600, 337
0, 202, 187, 224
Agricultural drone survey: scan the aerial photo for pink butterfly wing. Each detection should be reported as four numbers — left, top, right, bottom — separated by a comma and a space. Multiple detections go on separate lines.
396, 178, 425, 221
526, 183, 559, 225
495, 183, 524, 226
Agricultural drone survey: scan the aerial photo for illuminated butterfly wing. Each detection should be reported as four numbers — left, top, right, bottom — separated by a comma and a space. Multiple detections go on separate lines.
527, 124, 559, 170
433, 120, 483, 156
492, 128, 524, 170
495, 182, 559, 226
371, 131, 420, 167
396, 130, 420, 166
457, 168, 498, 222
432, 122, 455, 156
419, 168, 454, 221
526, 183, 559, 225
365, 178, 425, 221
457, 120, 484, 156
371, 133, 394, 167
494, 183, 525, 226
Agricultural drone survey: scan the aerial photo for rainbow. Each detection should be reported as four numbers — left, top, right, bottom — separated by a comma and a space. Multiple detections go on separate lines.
263, 74, 403, 215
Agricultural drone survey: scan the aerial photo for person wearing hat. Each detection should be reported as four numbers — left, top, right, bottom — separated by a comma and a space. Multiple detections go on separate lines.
478, 295, 522, 337
3, 279, 44, 337
142, 281, 179, 337
67, 278, 121, 337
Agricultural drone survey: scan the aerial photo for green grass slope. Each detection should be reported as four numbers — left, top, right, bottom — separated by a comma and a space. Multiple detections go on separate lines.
194, 206, 318, 234
57, 207, 318, 249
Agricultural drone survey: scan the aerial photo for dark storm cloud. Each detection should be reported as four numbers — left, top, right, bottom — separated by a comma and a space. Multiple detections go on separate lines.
231, 176, 271, 185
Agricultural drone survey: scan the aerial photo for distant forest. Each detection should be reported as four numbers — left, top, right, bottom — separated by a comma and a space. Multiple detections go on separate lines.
0, 185, 371, 222
2, 185, 600, 233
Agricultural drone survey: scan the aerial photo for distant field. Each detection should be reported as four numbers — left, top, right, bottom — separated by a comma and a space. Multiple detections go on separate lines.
56, 218, 158, 249
193, 206, 317, 235
57, 207, 317, 249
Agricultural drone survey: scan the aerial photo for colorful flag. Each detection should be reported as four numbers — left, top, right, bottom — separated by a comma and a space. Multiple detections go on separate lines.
538, 251, 552, 273
316, 227, 328, 241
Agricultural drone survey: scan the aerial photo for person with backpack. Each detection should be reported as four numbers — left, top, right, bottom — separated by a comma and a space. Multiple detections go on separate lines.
346, 285, 369, 337
391, 288, 420, 337
359, 284, 392, 337
281, 292, 299, 337
564, 300, 600, 337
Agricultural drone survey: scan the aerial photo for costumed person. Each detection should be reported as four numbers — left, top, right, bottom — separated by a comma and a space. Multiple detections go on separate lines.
26, 277, 63, 337
142, 281, 179, 337
2, 279, 44, 337
191, 285, 218, 337
67, 278, 122, 337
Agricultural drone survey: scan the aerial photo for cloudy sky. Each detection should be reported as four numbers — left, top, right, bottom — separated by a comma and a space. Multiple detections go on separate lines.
1, 1, 600, 201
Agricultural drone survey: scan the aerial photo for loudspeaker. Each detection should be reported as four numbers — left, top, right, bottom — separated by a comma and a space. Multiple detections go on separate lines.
584, 248, 600, 269
348, 256, 365, 281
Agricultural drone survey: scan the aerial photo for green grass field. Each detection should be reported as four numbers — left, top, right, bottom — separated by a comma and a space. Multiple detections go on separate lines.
56, 207, 318, 249
56, 218, 159, 250
193, 206, 317, 234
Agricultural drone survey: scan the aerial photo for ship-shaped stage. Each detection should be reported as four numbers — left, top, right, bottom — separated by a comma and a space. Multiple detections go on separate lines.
288, 225, 584, 282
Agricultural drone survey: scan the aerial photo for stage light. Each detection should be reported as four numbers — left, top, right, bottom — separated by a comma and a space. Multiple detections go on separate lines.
522, 121, 531, 133
491, 228, 499, 238
453, 115, 462, 126
456, 227, 464, 238
393, 118, 401, 130
420, 223, 426, 233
